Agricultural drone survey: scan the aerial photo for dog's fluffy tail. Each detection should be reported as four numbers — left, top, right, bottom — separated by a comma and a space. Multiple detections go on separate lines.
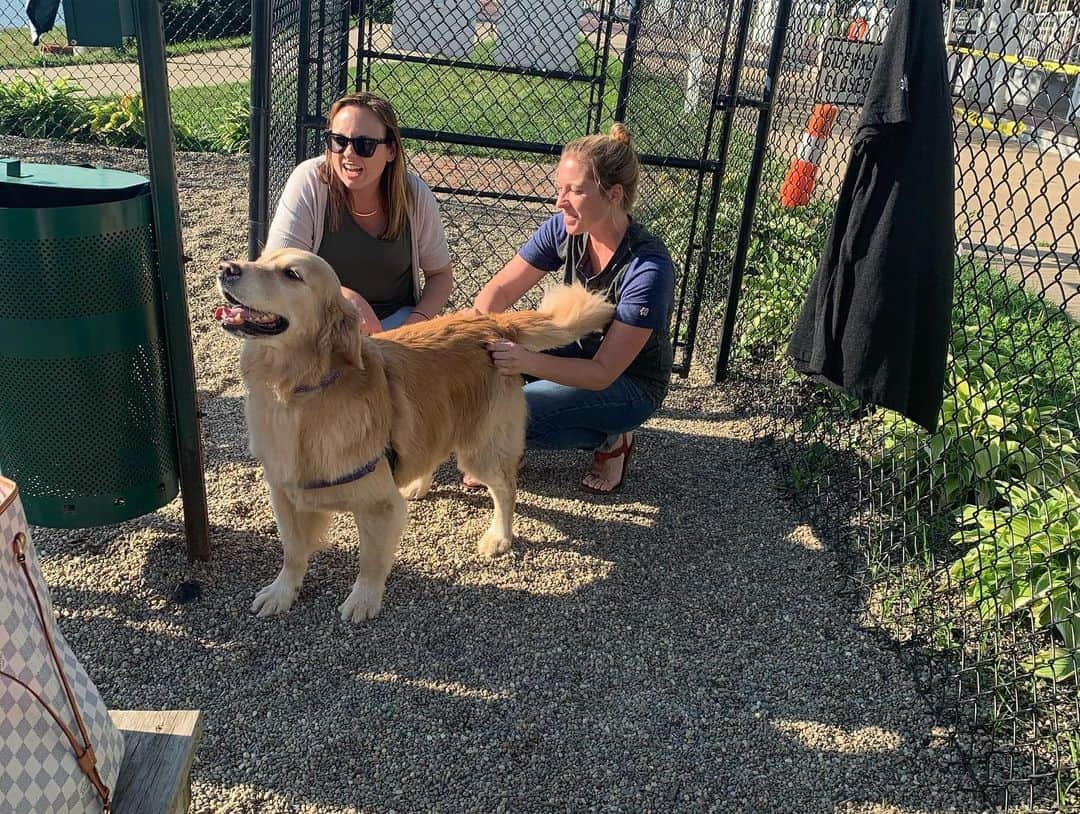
495, 283, 615, 351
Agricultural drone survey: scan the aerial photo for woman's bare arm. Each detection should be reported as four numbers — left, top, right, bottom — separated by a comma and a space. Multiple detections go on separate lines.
472, 254, 549, 314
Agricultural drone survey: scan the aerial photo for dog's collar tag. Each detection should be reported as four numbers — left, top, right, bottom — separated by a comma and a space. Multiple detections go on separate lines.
294, 368, 342, 394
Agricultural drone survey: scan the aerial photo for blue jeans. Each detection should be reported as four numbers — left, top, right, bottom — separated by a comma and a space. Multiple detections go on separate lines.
380, 305, 414, 330
524, 374, 657, 452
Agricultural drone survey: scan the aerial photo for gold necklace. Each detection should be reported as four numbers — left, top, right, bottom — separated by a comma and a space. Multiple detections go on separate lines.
348, 194, 379, 217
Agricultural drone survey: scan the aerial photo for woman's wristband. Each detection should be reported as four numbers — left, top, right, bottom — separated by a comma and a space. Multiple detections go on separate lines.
410, 307, 432, 321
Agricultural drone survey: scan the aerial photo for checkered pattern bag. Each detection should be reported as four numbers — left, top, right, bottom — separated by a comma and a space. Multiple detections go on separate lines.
0, 476, 124, 813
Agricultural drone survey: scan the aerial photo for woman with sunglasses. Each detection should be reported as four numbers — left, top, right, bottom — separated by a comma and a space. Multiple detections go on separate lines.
266, 91, 452, 332
466, 124, 675, 494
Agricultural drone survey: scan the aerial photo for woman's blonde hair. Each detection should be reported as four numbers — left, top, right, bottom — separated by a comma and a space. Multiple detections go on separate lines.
318, 91, 410, 239
561, 123, 639, 212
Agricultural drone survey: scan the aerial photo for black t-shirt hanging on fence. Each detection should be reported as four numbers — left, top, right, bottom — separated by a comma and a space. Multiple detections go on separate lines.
25, 0, 62, 44
787, 0, 955, 433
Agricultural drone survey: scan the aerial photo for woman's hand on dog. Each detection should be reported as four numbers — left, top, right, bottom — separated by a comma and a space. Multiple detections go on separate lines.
486, 339, 534, 376
341, 286, 382, 335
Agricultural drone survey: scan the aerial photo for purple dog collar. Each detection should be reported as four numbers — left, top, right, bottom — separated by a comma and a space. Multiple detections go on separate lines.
304, 453, 384, 490
294, 368, 342, 395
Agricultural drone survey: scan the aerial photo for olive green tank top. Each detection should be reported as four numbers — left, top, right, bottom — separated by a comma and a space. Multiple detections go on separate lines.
318, 202, 414, 319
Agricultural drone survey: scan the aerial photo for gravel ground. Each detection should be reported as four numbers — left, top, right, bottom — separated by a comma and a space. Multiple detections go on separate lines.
5, 137, 991, 813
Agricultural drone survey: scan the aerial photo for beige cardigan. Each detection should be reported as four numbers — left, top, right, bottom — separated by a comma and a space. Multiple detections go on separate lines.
265, 157, 451, 302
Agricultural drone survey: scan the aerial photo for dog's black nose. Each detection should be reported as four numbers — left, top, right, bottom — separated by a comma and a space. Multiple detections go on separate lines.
218, 261, 242, 279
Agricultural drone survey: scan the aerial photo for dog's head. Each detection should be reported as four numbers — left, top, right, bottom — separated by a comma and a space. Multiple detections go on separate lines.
214, 248, 361, 367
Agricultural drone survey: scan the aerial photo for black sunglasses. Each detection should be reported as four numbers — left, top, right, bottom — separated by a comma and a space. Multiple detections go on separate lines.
324, 131, 392, 157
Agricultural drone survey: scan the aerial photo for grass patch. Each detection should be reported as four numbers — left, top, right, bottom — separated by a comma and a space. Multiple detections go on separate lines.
169, 80, 248, 140
4, 32, 710, 158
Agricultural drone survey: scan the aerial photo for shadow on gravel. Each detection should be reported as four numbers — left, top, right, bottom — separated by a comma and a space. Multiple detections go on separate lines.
26, 417, 993, 813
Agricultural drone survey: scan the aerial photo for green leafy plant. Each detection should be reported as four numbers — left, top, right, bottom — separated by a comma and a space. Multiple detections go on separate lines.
883, 362, 1080, 512
0, 77, 90, 140
211, 101, 250, 154
87, 94, 203, 150
870, 254, 1080, 688
949, 481, 1080, 680
87, 94, 147, 147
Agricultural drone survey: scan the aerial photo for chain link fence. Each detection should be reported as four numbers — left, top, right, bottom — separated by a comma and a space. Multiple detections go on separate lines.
0, 0, 250, 153
723, 0, 1079, 808
2, 0, 1079, 807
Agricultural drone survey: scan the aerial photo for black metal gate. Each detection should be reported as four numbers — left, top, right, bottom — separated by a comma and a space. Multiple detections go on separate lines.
250, 0, 792, 376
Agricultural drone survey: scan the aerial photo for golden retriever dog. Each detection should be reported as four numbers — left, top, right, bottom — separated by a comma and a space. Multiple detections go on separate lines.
215, 248, 614, 622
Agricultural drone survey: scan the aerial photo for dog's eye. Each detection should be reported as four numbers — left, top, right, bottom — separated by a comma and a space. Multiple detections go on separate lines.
283, 267, 303, 281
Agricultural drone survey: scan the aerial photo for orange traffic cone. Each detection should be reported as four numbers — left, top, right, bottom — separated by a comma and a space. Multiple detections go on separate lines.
847, 18, 869, 40
779, 103, 839, 209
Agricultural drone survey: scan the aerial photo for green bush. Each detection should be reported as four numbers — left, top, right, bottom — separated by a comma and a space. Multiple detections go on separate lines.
353, 0, 394, 24
875, 258, 1080, 683
950, 480, 1080, 681
0, 78, 207, 151
87, 94, 204, 151
0, 77, 91, 141
162, 0, 250, 43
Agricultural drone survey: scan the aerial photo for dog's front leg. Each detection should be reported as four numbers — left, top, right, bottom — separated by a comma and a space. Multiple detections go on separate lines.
252, 486, 332, 617
339, 493, 406, 623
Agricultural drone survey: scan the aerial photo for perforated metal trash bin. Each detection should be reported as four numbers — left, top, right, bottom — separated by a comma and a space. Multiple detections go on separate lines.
0, 160, 179, 527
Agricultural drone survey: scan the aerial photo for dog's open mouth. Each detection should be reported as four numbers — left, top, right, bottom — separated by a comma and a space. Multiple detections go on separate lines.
214, 290, 288, 336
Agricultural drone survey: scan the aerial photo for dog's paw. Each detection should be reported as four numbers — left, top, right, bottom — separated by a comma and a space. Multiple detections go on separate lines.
339, 580, 384, 623
399, 476, 431, 501
251, 577, 299, 617
477, 529, 512, 558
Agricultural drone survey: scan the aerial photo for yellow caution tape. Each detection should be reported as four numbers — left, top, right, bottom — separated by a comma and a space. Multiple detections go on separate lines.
952, 46, 1080, 77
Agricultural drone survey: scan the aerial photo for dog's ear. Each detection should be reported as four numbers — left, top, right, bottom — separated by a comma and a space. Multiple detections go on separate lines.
319, 295, 363, 369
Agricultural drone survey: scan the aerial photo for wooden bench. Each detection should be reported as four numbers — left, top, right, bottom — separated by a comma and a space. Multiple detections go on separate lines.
109, 710, 203, 814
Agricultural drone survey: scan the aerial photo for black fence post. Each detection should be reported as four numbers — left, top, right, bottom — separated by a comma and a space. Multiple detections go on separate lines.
130, 0, 211, 561
613, 0, 642, 122
714, 0, 794, 382
335, 0, 351, 99
297, 0, 313, 164
354, 0, 369, 91
248, 0, 272, 260
677, 0, 756, 375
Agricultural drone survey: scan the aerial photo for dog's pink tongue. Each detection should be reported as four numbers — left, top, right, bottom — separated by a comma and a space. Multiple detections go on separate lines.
214, 305, 247, 325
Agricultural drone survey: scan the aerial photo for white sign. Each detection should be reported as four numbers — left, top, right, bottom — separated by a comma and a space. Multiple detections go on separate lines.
392, 0, 476, 60
496, 0, 580, 73
815, 37, 881, 107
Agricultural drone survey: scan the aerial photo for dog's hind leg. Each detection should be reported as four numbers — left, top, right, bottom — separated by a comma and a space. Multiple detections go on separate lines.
252, 486, 332, 617
340, 492, 406, 623
461, 390, 526, 557
477, 465, 516, 558
458, 424, 524, 558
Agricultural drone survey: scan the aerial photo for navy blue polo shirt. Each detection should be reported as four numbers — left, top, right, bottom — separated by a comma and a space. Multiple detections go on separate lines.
520, 213, 676, 406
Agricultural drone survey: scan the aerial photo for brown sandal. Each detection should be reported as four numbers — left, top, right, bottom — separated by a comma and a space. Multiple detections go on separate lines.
581, 434, 635, 494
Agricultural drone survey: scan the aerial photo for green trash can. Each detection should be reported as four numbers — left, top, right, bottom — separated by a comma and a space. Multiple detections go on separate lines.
0, 159, 180, 527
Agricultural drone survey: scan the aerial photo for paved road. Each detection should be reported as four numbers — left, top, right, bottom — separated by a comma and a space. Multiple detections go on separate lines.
0, 26, 380, 94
